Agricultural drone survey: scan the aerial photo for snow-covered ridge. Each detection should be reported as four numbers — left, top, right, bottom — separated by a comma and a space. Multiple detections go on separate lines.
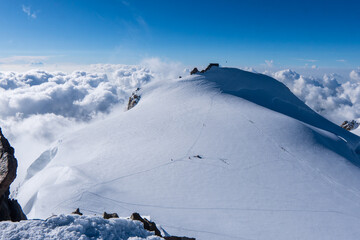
200, 67, 360, 154
12, 66, 360, 239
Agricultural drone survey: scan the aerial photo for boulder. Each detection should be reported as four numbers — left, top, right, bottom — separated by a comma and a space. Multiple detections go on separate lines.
130, 212, 196, 239
130, 212, 161, 236
0, 128, 27, 221
71, 208, 83, 215
103, 212, 119, 219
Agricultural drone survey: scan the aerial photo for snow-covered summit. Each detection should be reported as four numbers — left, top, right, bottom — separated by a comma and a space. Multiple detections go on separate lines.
14, 67, 360, 239
201, 67, 360, 152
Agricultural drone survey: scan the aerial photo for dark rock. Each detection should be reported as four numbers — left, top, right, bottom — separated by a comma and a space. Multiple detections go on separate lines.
103, 212, 119, 219
127, 88, 141, 110
341, 120, 359, 131
130, 212, 195, 239
8, 198, 27, 221
190, 63, 219, 75
190, 68, 199, 75
0, 128, 26, 221
130, 212, 161, 236
72, 208, 83, 215
164, 237, 196, 240
204, 63, 219, 72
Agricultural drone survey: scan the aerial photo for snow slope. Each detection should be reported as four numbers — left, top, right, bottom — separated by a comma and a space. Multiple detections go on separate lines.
15, 67, 360, 239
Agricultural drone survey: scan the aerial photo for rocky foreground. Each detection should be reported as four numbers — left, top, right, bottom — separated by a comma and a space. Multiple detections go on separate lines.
0, 128, 26, 221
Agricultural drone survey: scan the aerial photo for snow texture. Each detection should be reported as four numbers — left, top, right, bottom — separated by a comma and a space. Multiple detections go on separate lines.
11, 66, 360, 240
0, 214, 162, 240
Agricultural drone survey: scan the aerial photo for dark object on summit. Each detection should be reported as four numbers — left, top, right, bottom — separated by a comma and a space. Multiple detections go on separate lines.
72, 208, 83, 215
204, 63, 219, 72
190, 68, 199, 75
103, 212, 119, 219
130, 212, 161, 236
0, 128, 27, 222
190, 63, 219, 75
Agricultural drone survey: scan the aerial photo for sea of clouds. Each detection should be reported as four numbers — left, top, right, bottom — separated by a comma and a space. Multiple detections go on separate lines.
270, 68, 360, 124
0, 59, 359, 147
0, 64, 154, 143
0, 59, 186, 147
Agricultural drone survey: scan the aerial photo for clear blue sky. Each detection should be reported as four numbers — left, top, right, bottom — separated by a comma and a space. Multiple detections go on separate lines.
0, 0, 359, 69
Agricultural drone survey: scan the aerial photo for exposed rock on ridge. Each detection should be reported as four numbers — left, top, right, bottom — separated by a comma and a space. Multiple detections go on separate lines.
341, 120, 359, 131
0, 128, 26, 221
127, 88, 141, 110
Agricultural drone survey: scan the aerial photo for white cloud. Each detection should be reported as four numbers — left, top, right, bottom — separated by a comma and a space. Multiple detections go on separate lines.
22, 5, 37, 19
0, 65, 153, 142
337, 59, 346, 62
350, 68, 360, 81
270, 68, 360, 124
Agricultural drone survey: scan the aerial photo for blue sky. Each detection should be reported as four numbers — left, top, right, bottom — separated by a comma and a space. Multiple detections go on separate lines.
0, 0, 359, 69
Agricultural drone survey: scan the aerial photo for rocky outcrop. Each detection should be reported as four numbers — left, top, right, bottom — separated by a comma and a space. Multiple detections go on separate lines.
0, 128, 26, 221
341, 120, 359, 131
190, 68, 199, 75
130, 212, 195, 239
103, 212, 119, 219
71, 208, 83, 216
190, 63, 219, 75
131, 212, 161, 236
127, 88, 141, 110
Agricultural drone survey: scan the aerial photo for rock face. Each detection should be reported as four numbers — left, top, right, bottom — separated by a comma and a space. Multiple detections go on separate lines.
127, 88, 141, 110
0, 128, 27, 221
341, 120, 359, 131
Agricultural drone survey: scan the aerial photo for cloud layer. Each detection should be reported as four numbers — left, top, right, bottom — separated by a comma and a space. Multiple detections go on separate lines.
271, 68, 360, 124
0, 65, 153, 142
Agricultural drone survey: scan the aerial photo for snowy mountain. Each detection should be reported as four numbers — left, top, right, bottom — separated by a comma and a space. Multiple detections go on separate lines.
13, 66, 360, 239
